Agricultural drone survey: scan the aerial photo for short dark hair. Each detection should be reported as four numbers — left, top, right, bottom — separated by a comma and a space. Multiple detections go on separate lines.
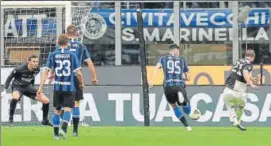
66, 24, 77, 36
245, 49, 255, 57
58, 34, 69, 46
169, 44, 179, 50
28, 54, 38, 61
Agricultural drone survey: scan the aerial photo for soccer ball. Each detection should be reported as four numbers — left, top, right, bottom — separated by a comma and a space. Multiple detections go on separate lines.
189, 109, 201, 120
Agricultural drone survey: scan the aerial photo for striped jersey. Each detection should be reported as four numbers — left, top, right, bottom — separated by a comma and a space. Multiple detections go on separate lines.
45, 48, 81, 92
158, 55, 189, 87
68, 39, 91, 65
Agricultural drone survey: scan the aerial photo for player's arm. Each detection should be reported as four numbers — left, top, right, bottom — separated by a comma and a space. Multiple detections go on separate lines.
48, 71, 55, 84
48, 71, 54, 78
250, 73, 259, 83
76, 70, 84, 88
182, 59, 190, 81
243, 65, 258, 88
37, 54, 54, 95
86, 60, 98, 83
1, 68, 20, 97
4, 68, 19, 90
40, 69, 49, 88
83, 46, 98, 84
73, 54, 84, 88
243, 70, 253, 86
182, 73, 190, 81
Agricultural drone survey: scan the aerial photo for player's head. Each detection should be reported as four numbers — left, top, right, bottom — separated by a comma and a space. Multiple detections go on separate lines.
28, 54, 39, 69
245, 49, 255, 62
58, 34, 69, 48
66, 24, 78, 38
169, 44, 179, 56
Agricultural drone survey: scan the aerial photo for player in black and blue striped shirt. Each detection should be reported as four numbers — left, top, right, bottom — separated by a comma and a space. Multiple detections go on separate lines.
48, 25, 98, 136
149, 44, 192, 131
66, 24, 98, 137
38, 34, 84, 140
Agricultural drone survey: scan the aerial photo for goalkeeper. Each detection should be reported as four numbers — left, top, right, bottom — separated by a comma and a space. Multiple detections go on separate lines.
1, 55, 52, 127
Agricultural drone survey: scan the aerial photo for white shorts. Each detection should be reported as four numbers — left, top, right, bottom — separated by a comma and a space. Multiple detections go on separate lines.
222, 87, 247, 107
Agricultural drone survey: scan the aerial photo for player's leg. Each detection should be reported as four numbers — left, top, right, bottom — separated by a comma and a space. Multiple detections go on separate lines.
176, 87, 191, 116
60, 107, 64, 118
9, 88, 22, 125
236, 94, 247, 124
221, 89, 238, 124
234, 95, 246, 131
72, 100, 80, 136
52, 109, 61, 140
61, 107, 72, 134
52, 91, 62, 140
174, 87, 191, 131
222, 88, 246, 131
165, 87, 190, 131
36, 94, 52, 126
24, 86, 52, 126
72, 78, 82, 136
170, 102, 191, 131
59, 92, 75, 139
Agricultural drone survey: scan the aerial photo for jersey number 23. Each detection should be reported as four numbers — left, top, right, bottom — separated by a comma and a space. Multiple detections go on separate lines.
55, 60, 71, 77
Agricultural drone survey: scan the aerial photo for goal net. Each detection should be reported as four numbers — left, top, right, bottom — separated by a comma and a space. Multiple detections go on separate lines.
1, 1, 73, 126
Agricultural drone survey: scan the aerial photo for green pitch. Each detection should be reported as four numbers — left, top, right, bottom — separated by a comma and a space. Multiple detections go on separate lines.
2, 127, 270, 146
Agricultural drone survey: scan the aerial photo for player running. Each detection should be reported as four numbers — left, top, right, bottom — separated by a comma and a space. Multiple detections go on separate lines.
38, 34, 84, 140
149, 44, 192, 131
1, 55, 52, 127
221, 49, 259, 131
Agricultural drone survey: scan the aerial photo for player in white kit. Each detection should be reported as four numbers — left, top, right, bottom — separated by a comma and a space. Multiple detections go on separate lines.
220, 50, 259, 131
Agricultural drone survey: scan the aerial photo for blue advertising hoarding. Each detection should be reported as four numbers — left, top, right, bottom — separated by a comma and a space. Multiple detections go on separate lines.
4, 8, 270, 37
90, 8, 270, 28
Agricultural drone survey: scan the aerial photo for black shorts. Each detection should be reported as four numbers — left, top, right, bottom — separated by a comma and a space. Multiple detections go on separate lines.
164, 86, 190, 106
11, 85, 37, 100
74, 77, 83, 101
53, 91, 75, 110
